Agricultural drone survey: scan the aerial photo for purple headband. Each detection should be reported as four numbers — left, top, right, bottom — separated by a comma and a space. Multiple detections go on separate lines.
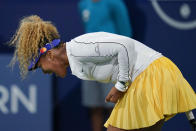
28, 39, 61, 71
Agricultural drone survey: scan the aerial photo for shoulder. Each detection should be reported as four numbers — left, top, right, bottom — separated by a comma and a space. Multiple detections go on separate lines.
72, 32, 109, 42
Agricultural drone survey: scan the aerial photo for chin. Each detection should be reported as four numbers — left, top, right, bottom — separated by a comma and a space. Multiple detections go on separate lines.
56, 68, 67, 78
60, 74, 66, 78
57, 73, 67, 78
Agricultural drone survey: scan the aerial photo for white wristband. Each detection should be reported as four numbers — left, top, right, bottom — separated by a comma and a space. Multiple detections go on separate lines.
186, 111, 195, 120
115, 81, 128, 92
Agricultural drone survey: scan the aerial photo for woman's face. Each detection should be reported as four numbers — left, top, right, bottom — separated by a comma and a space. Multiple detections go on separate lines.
36, 50, 68, 78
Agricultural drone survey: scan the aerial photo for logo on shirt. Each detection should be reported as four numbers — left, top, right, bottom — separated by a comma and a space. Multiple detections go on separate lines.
82, 9, 90, 22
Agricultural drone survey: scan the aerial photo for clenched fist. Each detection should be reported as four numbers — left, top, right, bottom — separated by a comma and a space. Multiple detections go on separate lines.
105, 87, 125, 103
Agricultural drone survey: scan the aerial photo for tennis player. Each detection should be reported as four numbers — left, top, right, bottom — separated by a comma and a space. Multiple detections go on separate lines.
9, 15, 196, 131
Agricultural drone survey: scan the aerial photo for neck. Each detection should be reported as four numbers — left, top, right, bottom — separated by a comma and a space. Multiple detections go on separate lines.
62, 43, 69, 66
55, 43, 69, 67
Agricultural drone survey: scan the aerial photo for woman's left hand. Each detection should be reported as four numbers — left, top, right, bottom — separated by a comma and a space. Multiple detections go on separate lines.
105, 87, 124, 103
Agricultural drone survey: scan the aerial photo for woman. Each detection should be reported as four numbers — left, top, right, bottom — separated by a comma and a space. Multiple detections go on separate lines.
9, 15, 196, 131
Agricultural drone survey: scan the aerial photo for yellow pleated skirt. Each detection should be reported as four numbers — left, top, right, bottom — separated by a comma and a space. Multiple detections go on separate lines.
104, 57, 196, 130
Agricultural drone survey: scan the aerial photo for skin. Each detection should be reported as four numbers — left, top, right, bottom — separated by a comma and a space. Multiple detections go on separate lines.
36, 43, 69, 77
36, 43, 164, 131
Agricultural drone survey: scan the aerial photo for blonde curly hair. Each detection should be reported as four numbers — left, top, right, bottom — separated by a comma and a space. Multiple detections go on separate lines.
9, 15, 60, 78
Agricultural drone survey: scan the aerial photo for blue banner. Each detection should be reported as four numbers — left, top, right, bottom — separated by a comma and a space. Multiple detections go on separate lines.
0, 54, 52, 131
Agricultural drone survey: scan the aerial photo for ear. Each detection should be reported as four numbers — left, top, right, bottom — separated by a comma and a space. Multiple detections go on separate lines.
45, 50, 54, 61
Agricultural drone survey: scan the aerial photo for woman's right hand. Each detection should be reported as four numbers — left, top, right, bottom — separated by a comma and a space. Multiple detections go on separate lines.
105, 87, 124, 103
